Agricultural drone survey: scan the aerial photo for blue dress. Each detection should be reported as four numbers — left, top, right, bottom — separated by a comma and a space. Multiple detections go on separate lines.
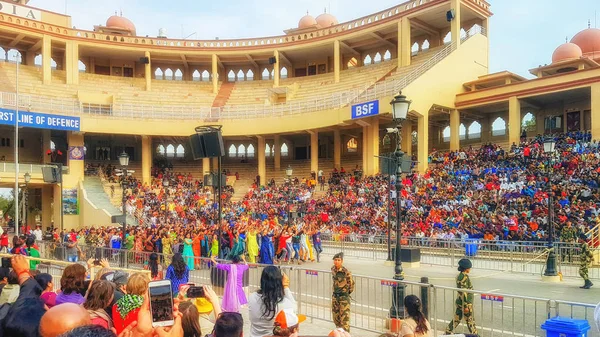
259, 233, 274, 264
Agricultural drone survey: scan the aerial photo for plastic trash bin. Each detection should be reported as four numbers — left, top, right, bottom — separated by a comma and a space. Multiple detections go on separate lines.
541, 317, 590, 337
465, 239, 478, 257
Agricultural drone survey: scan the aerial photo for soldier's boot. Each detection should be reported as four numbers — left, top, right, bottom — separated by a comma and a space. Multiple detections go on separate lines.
581, 280, 593, 289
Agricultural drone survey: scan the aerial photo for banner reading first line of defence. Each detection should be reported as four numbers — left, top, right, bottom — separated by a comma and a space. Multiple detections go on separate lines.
0, 108, 81, 131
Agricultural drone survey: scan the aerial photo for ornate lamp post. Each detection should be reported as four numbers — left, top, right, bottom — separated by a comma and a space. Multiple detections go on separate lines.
543, 138, 558, 277
23, 172, 31, 230
118, 151, 130, 241
388, 92, 411, 319
286, 166, 293, 226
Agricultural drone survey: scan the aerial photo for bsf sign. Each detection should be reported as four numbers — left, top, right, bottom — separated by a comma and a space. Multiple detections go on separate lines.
481, 294, 504, 302
351, 100, 379, 119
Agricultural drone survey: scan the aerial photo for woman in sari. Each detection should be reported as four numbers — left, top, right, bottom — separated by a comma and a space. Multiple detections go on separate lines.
259, 229, 274, 264
228, 231, 245, 260
246, 227, 259, 263
211, 255, 249, 312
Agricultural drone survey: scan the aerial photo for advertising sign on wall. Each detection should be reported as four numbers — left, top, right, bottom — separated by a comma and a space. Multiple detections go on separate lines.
0, 108, 81, 131
63, 188, 79, 215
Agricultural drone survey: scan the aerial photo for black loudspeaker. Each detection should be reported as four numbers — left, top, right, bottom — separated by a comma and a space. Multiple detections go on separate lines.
42, 166, 61, 183
204, 173, 227, 187
139, 57, 150, 64
189, 131, 225, 159
446, 9, 455, 22
268, 56, 277, 64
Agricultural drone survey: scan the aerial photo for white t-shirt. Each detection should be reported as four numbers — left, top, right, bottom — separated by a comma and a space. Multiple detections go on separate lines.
248, 288, 296, 337
33, 229, 43, 241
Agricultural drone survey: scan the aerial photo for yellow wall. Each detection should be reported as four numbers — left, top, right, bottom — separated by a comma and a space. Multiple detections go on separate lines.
79, 181, 115, 229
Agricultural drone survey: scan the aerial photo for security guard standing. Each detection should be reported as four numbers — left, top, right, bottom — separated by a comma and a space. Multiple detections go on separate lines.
331, 252, 354, 332
445, 258, 478, 335
579, 234, 594, 289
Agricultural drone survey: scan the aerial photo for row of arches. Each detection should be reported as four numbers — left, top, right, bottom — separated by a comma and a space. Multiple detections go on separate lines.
156, 144, 185, 158
440, 113, 536, 142
228, 143, 291, 158
361, 50, 392, 66
155, 68, 184, 81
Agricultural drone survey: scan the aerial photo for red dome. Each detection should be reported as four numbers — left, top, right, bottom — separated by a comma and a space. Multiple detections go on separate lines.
551, 43, 583, 63
316, 13, 338, 27
570, 28, 600, 55
106, 15, 136, 32
298, 14, 317, 29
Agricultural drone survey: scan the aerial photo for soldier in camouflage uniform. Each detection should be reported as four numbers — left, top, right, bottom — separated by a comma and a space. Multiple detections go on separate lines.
578, 234, 594, 289
445, 258, 478, 336
331, 252, 354, 332
560, 222, 577, 263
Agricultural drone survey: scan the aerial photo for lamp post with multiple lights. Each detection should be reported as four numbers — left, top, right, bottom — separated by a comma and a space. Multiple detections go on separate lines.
542, 138, 558, 277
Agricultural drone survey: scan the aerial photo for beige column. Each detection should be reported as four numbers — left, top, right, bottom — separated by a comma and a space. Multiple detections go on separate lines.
535, 112, 545, 135
141, 136, 152, 186
144, 51, 151, 91
211, 54, 219, 94
202, 158, 210, 175
53, 183, 62, 231
24, 51, 35, 66
450, 109, 460, 151
41, 184, 53, 227
273, 135, 281, 170
398, 18, 411, 67
42, 35, 52, 84
65, 40, 79, 85
417, 113, 429, 173
362, 126, 369, 173
66, 132, 85, 182
508, 96, 521, 146
591, 83, 600, 141
334, 40, 341, 83
367, 119, 380, 175
333, 130, 341, 169
273, 50, 280, 88
450, 0, 462, 46
401, 121, 412, 155
310, 131, 318, 174
257, 136, 266, 186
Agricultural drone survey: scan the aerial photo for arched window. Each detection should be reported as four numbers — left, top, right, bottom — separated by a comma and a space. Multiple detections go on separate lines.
192, 70, 200, 81
78, 60, 86, 73
460, 28, 467, 39
34, 54, 42, 67
522, 112, 536, 132
346, 138, 358, 153
237, 69, 245, 81
270, 69, 274, 79
422, 40, 430, 50
247, 144, 255, 158
156, 144, 165, 156
201, 70, 210, 81
347, 57, 358, 68
468, 121, 482, 139
228, 70, 236, 82
364, 55, 372, 65
265, 144, 273, 157
281, 67, 288, 79
373, 52, 382, 63
174, 69, 183, 81
6, 49, 20, 63
281, 143, 289, 157
411, 42, 419, 54
383, 50, 391, 61
442, 126, 451, 142
0, 47, 4, 62
459, 123, 466, 140
228, 144, 237, 157
175, 144, 185, 158
262, 68, 270, 80
247, 69, 254, 81
237, 144, 246, 158
471, 23, 482, 35
492, 117, 507, 136
50, 58, 57, 69
164, 68, 174, 80
166, 144, 175, 157
443, 32, 451, 44
155, 68, 164, 80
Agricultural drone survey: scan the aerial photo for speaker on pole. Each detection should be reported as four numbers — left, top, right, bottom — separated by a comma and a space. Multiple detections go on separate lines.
446, 9, 455, 22
189, 130, 225, 159
269, 56, 277, 64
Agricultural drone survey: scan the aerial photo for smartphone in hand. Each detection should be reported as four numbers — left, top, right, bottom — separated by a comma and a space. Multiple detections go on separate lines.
148, 280, 174, 327
187, 286, 205, 298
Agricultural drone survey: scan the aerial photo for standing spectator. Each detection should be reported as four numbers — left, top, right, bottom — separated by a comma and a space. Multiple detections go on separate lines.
248, 266, 296, 337
0, 231, 8, 253
165, 253, 190, 296
214, 312, 244, 337
83, 280, 115, 329
55, 264, 86, 305
33, 225, 43, 241
144, 253, 164, 281
35, 273, 56, 309
65, 236, 80, 262
112, 273, 149, 334
331, 252, 354, 333
25, 237, 40, 270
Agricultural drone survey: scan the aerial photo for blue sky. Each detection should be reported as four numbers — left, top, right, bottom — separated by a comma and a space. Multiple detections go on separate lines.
31, 0, 600, 77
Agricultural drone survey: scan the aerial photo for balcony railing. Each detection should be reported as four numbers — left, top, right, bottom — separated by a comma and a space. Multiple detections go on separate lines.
0, 26, 485, 121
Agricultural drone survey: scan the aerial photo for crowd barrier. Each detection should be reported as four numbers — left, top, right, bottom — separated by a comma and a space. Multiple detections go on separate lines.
319, 234, 600, 279
32, 242, 599, 336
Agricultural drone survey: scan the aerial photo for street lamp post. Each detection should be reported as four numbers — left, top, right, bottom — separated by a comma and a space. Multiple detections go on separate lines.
543, 138, 558, 277
388, 92, 411, 319
118, 151, 130, 242
286, 166, 293, 226
23, 172, 31, 231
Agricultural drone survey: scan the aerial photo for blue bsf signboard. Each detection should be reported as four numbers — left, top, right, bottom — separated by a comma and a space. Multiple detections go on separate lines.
0, 108, 80, 131
351, 100, 379, 119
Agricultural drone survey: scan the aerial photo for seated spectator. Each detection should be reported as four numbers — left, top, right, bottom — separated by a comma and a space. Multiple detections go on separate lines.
0, 271, 19, 304
180, 301, 202, 337
35, 273, 57, 309
213, 312, 244, 337
2, 297, 46, 337
40, 303, 91, 337
400, 295, 431, 337
178, 284, 222, 334
55, 264, 86, 305
112, 273, 149, 334
272, 308, 306, 336
58, 324, 116, 337
83, 280, 115, 329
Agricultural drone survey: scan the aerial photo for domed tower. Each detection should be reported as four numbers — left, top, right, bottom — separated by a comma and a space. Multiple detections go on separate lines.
570, 26, 600, 61
94, 12, 137, 36
316, 9, 338, 28
298, 12, 317, 29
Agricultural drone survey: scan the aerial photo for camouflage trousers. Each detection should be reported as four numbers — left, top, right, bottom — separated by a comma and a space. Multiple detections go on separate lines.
332, 296, 350, 332
579, 265, 589, 281
445, 303, 478, 335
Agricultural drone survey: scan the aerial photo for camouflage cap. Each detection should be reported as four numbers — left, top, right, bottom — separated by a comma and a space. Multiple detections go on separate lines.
333, 252, 344, 260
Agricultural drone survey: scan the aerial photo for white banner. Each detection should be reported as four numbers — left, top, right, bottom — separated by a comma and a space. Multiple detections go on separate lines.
0, 1, 41, 21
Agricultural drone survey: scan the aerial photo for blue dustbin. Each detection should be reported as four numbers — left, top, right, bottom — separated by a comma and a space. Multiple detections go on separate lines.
465, 239, 478, 257
541, 317, 590, 337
